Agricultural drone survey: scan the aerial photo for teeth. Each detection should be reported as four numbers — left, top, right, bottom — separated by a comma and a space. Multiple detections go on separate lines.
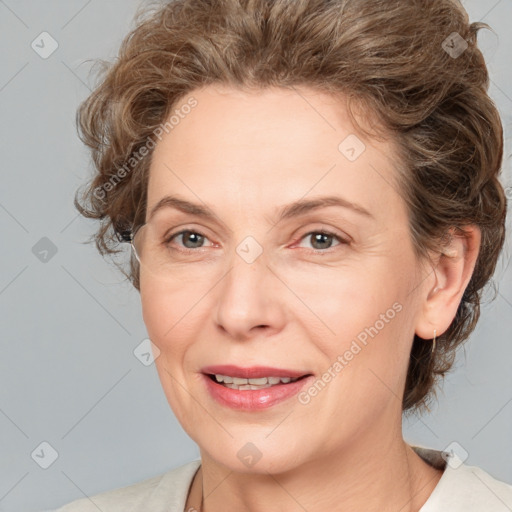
248, 377, 268, 385
213, 374, 301, 390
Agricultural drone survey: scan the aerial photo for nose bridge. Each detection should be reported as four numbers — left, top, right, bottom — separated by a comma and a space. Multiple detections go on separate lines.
214, 233, 282, 335
226, 233, 271, 305
235, 234, 266, 267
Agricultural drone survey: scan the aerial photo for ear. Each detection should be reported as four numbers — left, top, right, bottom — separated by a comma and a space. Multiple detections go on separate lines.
414, 225, 481, 340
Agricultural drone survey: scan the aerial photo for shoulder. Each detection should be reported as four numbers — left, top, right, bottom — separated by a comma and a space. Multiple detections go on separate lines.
434, 462, 512, 511
414, 446, 512, 511
54, 459, 201, 512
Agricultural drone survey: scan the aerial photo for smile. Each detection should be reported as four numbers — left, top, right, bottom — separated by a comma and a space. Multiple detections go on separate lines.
200, 365, 314, 410
209, 374, 303, 390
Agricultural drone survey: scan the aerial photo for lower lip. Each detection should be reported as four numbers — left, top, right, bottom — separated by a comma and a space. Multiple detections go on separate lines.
202, 374, 314, 410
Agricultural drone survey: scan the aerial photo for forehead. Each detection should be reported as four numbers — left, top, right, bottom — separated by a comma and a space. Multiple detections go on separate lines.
155, 84, 381, 162
146, 85, 405, 225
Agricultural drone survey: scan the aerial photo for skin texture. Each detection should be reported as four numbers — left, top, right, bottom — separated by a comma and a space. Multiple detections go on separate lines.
139, 85, 481, 512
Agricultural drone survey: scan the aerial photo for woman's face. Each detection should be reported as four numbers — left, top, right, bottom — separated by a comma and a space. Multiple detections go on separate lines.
140, 84, 429, 473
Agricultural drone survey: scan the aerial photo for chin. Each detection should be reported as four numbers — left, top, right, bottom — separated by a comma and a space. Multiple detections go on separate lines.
197, 430, 311, 476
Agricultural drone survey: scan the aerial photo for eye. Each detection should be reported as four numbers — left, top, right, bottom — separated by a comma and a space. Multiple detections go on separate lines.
295, 230, 349, 252
164, 228, 350, 253
165, 229, 213, 250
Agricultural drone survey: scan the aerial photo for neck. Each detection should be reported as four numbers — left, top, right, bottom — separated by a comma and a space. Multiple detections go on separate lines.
186, 423, 443, 512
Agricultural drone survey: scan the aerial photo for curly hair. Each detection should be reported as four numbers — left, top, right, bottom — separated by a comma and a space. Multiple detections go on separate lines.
74, 0, 507, 414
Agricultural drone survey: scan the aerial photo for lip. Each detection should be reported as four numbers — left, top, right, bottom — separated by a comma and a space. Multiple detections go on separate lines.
201, 366, 314, 411
201, 365, 309, 379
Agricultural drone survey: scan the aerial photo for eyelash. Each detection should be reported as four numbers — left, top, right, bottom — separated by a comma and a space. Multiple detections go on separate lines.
165, 228, 350, 253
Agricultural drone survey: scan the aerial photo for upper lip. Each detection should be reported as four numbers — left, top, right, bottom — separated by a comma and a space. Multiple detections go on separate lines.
201, 365, 311, 379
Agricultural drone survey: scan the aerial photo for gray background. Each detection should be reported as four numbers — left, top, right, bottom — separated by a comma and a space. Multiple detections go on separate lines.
0, 1, 511, 511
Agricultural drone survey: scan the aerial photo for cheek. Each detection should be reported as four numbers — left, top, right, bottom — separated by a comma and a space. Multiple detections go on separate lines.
139, 281, 203, 428
139, 278, 188, 359
292, 261, 398, 338
299, 259, 413, 390
140, 282, 167, 342
139, 275, 209, 381
140, 270, 194, 334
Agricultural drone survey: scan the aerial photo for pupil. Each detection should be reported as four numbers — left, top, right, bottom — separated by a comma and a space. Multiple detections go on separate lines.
184, 231, 204, 248
312, 233, 332, 250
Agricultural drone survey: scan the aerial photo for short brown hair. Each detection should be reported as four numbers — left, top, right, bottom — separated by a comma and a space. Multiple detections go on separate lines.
74, 0, 507, 414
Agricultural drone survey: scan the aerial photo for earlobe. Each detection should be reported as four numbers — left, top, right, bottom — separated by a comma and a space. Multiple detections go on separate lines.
415, 225, 481, 340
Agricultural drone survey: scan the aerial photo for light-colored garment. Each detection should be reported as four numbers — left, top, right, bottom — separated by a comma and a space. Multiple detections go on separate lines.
54, 445, 512, 511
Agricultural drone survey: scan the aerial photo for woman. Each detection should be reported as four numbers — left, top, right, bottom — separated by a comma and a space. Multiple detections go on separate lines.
55, 0, 512, 510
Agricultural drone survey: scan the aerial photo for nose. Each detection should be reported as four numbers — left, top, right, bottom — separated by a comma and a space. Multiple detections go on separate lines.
213, 247, 286, 341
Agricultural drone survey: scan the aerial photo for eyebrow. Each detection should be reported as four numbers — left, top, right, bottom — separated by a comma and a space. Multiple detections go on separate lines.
147, 194, 373, 225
